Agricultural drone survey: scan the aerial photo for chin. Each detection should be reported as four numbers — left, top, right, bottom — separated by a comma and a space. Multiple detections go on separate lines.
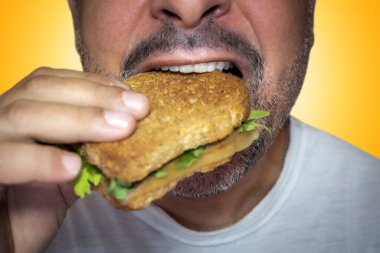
169, 133, 267, 198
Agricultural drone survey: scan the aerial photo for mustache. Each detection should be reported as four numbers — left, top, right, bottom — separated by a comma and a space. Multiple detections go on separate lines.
120, 20, 264, 80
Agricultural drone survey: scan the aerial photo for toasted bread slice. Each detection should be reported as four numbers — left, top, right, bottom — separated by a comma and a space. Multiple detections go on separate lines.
80, 71, 249, 183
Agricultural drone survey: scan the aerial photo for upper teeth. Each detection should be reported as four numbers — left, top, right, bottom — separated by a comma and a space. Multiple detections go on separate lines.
159, 61, 233, 74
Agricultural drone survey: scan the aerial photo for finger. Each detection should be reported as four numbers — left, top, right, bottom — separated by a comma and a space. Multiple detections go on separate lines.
3, 75, 150, 120
0, 99, 136, 143
0, 143, 81, 184
29, 67, 129, 89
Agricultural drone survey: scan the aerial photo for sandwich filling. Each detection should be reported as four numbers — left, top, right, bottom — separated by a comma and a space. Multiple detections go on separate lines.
73, 110, 270, 208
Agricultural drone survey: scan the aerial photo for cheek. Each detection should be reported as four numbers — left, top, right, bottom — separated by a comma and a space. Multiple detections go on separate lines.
238, 0, 308, 78
79, 1, 157, 73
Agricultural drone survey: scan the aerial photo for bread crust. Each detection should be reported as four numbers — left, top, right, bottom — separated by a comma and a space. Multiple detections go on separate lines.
81, 71, 249, 182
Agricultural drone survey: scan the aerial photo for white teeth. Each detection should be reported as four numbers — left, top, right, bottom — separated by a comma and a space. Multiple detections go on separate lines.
169, 66, 179, 72
207, 62, 216, 72
223, 62, 231, 70
194, 63, 208, 73
215, 62, 224, 71
159, 61, 233, 74
179, 65, 194, 73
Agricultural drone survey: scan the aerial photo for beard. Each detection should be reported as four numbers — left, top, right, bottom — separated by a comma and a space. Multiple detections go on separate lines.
76, 10, 314, 198
170, 27, 313, 198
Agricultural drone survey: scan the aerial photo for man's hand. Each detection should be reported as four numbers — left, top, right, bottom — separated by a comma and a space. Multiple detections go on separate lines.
0, 67, 150, 253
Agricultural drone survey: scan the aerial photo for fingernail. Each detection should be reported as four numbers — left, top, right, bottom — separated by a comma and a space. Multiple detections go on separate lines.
61, 152, 81, 176
122, 91, 147, 113
104, 110, 131, 128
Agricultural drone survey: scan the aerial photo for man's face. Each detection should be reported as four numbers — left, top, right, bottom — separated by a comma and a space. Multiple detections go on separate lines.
70, 0, 314, 197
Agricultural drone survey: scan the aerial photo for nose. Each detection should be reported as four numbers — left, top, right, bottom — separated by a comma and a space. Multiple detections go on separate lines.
150, 0, 231, 29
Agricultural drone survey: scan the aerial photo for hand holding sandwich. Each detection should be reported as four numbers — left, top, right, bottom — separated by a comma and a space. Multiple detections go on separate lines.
0, 67, 150, 253
0, 68, 268, 252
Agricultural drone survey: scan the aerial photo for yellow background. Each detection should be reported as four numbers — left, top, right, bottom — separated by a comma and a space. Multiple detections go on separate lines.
0, 1, 379, 158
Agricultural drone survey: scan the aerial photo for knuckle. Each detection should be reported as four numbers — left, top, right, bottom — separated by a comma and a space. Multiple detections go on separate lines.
2, 99, 32, 127
46, 148, 63, 168
92, 83, 107, 99
23, 75, 50, 94
31, 66, 52, 76
93, 84, 120, 102
75, 106, 103, 125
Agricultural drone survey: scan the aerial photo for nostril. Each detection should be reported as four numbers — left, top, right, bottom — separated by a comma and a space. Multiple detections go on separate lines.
202, 5, 220, 19
162, 9, 181, 20
151, 0, 231, 28
161, 5, 223, 23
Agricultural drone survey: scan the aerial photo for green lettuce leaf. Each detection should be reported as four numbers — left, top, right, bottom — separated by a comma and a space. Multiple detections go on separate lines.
154, 169, 168, 178
236, 110, 271, 133
175, 146, 205, 169
247, 110, 271, 120
73, 160, 102, 198
108, 179, 132, 200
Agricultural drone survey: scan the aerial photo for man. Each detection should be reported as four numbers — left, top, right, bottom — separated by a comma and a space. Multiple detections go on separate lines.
0, 0, 379, 252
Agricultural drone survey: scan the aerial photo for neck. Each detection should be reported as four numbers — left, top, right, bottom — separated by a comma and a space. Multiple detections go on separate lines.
155, 122, 290, 231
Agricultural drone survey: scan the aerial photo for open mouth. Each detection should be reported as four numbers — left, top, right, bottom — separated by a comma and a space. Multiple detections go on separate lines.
149, 61, 243, 78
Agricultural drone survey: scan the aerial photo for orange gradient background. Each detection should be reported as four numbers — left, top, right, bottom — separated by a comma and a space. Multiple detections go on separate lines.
0, 1, 379, 158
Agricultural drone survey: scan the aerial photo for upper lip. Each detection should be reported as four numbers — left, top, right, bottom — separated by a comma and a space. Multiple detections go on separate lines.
137, 48, 248, 80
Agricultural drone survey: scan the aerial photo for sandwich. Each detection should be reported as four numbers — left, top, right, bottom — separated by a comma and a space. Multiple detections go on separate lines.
73, 71, 270, 210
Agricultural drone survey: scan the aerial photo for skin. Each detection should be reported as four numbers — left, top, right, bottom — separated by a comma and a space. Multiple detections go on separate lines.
0, 0, 314, 252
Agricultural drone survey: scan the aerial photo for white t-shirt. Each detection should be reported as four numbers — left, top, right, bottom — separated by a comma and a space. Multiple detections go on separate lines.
44, 118, 380, 253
